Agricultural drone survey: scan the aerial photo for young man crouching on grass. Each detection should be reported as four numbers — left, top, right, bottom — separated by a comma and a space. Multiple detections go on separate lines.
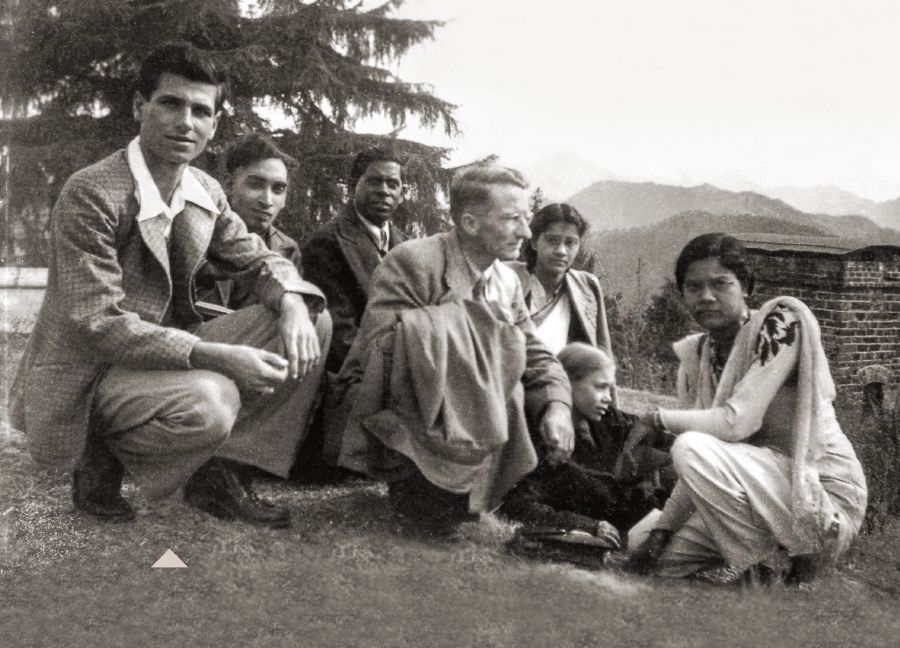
9, 42, 331, 529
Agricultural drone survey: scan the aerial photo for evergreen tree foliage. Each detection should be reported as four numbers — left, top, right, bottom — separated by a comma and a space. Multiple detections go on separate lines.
2, 0, 458, 264
529, 186, 544, 213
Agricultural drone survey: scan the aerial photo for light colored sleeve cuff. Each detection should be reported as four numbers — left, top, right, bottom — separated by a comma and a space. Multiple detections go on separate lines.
659, 407, 732, 438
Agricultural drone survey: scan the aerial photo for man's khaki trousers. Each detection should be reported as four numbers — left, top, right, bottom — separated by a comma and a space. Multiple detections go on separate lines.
92, 305, 332, 499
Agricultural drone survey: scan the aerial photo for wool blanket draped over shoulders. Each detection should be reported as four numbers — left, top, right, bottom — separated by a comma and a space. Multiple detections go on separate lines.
671, 296, 866, 556
336, 299, 538, 513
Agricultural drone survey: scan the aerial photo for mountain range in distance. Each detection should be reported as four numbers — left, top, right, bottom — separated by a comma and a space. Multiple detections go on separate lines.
523, 151, 900, 231
558, 179, 900, 308
582, 208, 897, 310
566, 180, 900, 241
522, 152, 620, 205
519, 151, 900, 306
761, 184, 900, 231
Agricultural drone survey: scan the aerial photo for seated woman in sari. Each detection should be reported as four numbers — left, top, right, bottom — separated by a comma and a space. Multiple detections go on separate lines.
626, 233, 867, 583
510, 203, 612, 356
500, 343, 673, 546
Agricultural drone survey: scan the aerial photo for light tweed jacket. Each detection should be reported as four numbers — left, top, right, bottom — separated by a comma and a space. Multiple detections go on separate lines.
9, 149, 324, 469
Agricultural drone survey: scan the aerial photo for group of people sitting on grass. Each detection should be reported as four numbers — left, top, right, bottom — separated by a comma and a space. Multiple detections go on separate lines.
9, 42, 867, 585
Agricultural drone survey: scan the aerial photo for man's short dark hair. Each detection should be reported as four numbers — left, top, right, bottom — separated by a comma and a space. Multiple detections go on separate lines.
225, 133, 298, 175
349, 145, 405, 189
136, 41, 228, 111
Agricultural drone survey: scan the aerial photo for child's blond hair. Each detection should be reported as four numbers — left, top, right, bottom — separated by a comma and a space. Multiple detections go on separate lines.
557, 343, 616, 382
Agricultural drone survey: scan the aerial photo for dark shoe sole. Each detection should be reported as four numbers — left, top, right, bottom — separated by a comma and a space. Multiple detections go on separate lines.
72, 488, 136, 523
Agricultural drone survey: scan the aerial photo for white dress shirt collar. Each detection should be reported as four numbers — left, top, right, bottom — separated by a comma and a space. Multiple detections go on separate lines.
126, 137, 218, 236
355, 207, 391, 251
460, 248, 506, 302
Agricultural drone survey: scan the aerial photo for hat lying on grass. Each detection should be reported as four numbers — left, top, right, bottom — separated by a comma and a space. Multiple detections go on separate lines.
506, 526, 621, 569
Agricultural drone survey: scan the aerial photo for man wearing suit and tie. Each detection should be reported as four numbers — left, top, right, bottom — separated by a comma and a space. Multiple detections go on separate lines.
9, 42, 331, 528
301, 147, 408, 374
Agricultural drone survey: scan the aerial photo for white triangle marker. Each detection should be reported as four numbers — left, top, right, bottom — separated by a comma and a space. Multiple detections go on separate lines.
152, 549, 187, 569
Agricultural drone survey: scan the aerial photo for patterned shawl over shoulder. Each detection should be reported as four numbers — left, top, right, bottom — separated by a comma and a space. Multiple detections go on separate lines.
674, 296, 841, 554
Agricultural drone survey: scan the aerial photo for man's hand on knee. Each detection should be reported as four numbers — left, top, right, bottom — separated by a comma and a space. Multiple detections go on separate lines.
539, 401, 575, 465
278, 292, 322, 379
191, 342, 288, 394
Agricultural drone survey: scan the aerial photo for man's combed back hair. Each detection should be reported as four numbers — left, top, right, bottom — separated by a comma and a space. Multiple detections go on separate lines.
136, 41, 228, 111
557, 342, 616, 382
449, 164, 528, 223
349, 145, 405, 188
225, 133, 298, 175
674, 232, 755, 294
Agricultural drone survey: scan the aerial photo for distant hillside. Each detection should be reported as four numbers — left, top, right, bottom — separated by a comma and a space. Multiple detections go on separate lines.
585, 211, 829, 309
873, 197, 900, 231
523, 152, 617, 203
567, 180, 896, 240
765, 184, 873, 217
568, 181, 800, 230
762, 184, 900, 232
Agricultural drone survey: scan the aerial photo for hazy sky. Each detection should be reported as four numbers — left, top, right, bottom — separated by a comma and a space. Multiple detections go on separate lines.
352, 0, 900, 201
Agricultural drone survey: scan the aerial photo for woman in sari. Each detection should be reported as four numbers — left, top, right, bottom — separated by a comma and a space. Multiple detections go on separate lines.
625, 233, 867, 583
510, 203, 613, 357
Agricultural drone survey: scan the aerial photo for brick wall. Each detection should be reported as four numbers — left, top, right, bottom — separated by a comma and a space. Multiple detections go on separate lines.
747, 249, 900, 405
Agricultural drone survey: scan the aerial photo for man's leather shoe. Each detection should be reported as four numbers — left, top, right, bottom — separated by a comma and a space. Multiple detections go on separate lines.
72, 467, 136, 522
71, 428, 135, 523
785, 554, 819, 586
184, 459, 291, 529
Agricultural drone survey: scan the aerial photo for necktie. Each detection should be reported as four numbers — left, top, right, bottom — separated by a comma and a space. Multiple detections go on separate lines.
472, 275, 487, 301
380, 228, 389, 254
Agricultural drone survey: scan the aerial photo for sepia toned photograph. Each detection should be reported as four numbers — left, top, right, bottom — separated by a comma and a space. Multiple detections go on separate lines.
2, 1, 899, 646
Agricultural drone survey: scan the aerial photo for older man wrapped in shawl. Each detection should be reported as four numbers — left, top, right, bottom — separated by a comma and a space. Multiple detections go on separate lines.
323, 164, 574, 535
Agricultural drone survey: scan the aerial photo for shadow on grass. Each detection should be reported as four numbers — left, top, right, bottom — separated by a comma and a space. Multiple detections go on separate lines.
4, 337, 900, 646
3, 427, 900, 647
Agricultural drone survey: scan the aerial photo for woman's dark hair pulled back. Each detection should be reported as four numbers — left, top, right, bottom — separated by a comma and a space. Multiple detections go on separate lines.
524, 202, 588, 270
674, 232, 755, 294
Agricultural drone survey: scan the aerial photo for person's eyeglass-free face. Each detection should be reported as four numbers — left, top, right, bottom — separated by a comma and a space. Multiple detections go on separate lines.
681, 257, 749, 334
532, 221, 582, 276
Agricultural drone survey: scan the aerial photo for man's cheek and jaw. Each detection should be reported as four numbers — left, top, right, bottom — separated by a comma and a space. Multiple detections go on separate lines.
354, 161, 403, 225
228, 160, 289, 235
480, 185, 531, 261
134, 73, 220, 168
499, 235, 524, 261
232, 189, 276, 234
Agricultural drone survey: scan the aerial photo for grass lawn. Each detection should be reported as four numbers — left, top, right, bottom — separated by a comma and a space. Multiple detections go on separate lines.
2, 336, 900, 647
